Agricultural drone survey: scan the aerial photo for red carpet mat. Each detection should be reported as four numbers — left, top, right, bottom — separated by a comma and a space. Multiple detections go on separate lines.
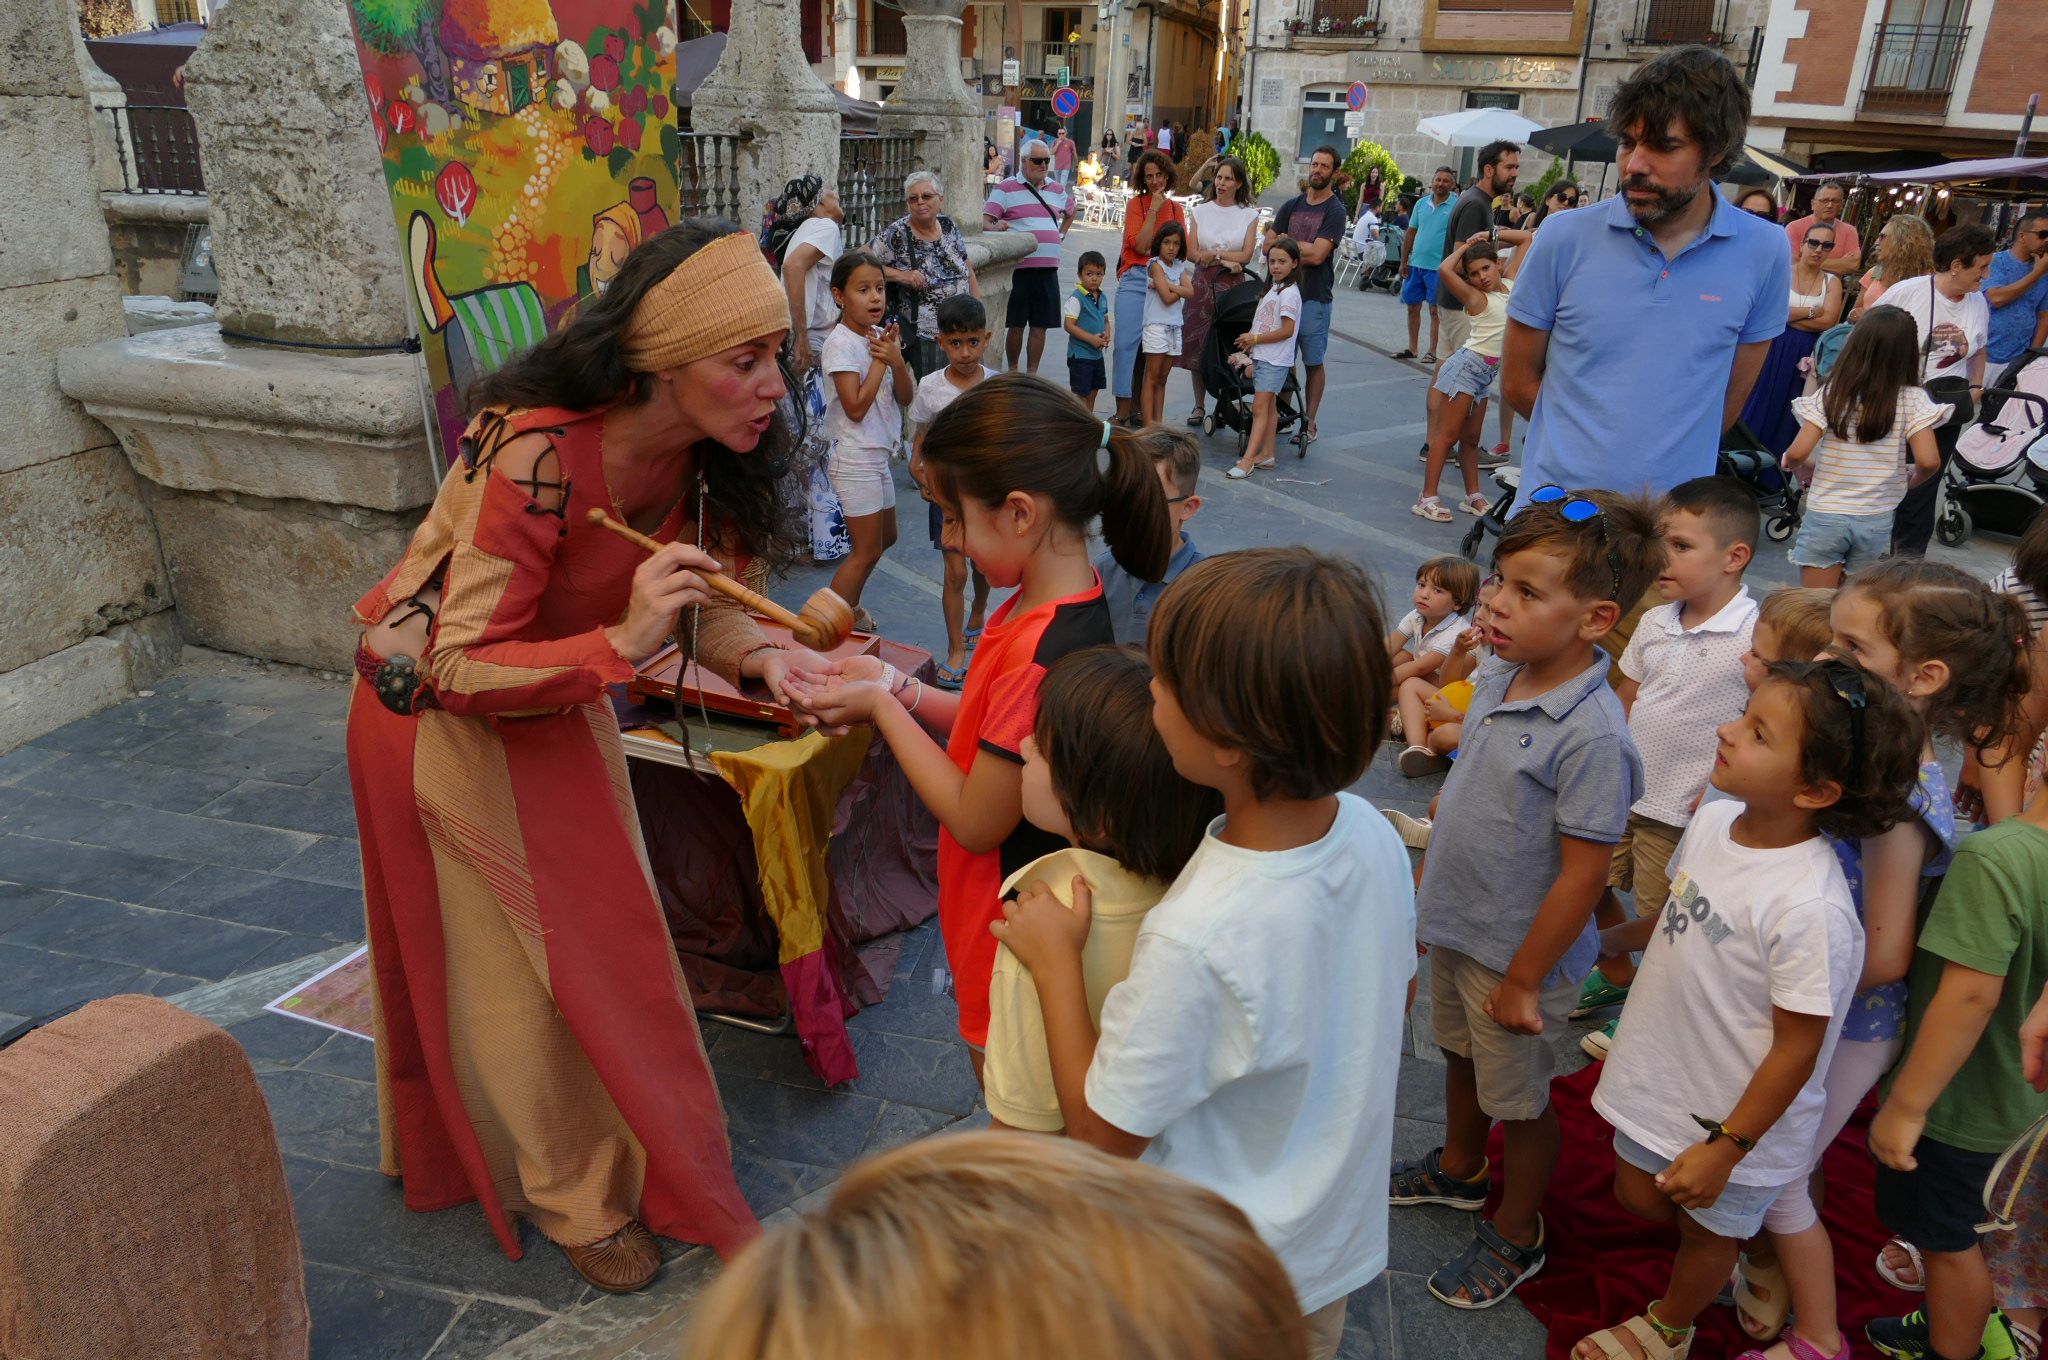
1492, 1062, 1920, 1359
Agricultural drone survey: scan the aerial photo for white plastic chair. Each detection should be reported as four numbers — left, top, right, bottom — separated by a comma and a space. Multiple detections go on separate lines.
1332, 238, 1364, 291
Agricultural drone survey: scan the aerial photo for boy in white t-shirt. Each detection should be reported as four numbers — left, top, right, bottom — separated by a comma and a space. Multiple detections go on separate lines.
995, 548, 1412, 1360
906, 295, 995, 688
1576, 660, 1923, 1360
1578, 478, 1760, 1052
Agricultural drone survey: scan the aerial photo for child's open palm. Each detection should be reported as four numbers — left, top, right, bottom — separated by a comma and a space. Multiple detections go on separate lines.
991, 874, 1093, 974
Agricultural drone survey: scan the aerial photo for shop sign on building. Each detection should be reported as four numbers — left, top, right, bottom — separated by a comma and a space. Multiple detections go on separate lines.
1259, 76, 1284, 105
1343, 51, 1578, 88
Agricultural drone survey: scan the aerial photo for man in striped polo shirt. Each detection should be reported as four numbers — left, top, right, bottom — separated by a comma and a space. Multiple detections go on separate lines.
985, 137, 1076, 373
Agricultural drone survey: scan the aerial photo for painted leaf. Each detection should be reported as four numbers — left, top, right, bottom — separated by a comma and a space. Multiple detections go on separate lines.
434, 159, 478, 225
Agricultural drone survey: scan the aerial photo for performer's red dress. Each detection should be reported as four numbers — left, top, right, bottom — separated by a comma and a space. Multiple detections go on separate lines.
346, 405, 759, 1259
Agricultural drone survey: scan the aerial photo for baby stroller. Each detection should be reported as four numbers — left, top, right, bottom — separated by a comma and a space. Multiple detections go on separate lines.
1455, 440, 1804, 563
1201, 274, 1309, 460
1718, 419, 1803, 543
1936, 348, 2048, 546
1366, 222, 1405, 294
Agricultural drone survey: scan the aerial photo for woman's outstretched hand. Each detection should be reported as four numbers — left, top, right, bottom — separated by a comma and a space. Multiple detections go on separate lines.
606, 543, 725, 661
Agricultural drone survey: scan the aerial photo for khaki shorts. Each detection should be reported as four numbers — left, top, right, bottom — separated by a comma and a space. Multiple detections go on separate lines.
1437, 303, 1472, 356
1428, 945, 1577, 1122
1607, 813, 1685, 916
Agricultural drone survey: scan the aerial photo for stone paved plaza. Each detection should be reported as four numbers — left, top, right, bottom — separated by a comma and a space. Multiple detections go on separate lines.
0, 223, 2010, 1358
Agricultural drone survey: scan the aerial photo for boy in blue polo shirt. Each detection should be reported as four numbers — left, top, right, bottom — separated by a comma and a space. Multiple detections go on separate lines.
1390, 487, 1661, 1312
1064, 250, 1111, 413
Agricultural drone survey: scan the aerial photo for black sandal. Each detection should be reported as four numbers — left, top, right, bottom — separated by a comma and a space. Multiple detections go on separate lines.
1390, 1147, 1488, 1210
1426, 1217, 1547, 1310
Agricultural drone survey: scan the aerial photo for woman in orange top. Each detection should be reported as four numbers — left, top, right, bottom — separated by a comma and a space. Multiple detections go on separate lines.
348, 223, 819, 1293
1112, 150, 1185, 425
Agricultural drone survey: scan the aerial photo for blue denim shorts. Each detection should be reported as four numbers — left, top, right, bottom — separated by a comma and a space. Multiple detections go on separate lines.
1790, 508, 1892, 574
1613, 1130, 1791, 1240
1297, 299, 1333, 367
1253, 359, 1290, 394
1432, 347, 1499, 401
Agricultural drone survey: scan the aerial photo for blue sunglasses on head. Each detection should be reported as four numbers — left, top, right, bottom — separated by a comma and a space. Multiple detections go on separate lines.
1525, 484, 1623, 600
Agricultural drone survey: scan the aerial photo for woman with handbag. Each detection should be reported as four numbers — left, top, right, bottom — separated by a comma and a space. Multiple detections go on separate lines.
872, 169, 981, 379
1176, 155, 1261, 427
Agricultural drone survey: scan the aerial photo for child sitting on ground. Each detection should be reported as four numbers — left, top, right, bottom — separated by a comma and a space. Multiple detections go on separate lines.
1578, 477, 1761, 1055
982, 645, 1221, 1132
1865, 780, 2048, 1360
1095, 427, 1205, 646
995, 547, 1414, 1360
1389, 554, 1480, 690
907, 295, 996, 689
1577, 660, 1922, 1360
1063, 250, 1112, 415
1391, 486, 1660, 1313
677, 1132, 1311, 1360
1395, 571, 1503, 778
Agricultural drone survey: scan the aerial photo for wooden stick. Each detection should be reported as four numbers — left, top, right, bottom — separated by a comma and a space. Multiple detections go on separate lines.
584, 508, 810, 636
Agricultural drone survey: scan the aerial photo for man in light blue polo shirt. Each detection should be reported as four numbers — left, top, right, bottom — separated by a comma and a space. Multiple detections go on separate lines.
1398, 166, 1457, 361
1502, 45, 1789, 509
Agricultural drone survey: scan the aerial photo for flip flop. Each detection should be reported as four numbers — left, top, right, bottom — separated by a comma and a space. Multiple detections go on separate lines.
1393, 348, 1417, 359
933, 662, 968, 691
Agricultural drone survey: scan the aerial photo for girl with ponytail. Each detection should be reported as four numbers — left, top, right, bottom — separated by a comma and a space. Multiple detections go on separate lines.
788, 373, 1172, 1071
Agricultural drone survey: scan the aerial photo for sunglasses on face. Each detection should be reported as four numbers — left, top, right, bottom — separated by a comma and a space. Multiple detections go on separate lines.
1805, 238, 1834, 249
1028, 157, 1051, 165
1527, 484, 1624, 601
1556, 195, 1579, 205
2029, 229, 2048, 240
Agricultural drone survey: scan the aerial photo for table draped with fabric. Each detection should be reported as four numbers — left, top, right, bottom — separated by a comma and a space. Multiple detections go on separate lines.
345, 403, 759, 1262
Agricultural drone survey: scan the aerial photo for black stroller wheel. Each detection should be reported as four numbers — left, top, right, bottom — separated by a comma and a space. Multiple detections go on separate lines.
1237, 419, 1249, 458
1936, 502, 1972, 547
1460, 521, 1485, 560
1765, 515, 1795, 542
1202, 412, 1215, 436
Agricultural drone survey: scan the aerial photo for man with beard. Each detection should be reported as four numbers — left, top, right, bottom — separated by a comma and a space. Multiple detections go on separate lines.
1271, 146, 1349, 442
1501, 45, 1788, 507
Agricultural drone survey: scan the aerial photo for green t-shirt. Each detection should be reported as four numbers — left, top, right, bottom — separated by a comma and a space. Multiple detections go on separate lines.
1894, 819, 2048, 1153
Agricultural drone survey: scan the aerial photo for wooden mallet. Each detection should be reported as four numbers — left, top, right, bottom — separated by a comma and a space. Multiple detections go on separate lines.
585, 508, 856, 650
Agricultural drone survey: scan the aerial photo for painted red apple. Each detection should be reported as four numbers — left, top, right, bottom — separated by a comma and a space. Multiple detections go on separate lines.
386, 100, 416, 136
620, 85, 646, 118
651, 93, 669, 118
604, 33, 625, 61
589, 54, 620, 93
584, 115, 615, 156
365, 74, 383, 106
434, 160, 479, 225
618, 116, 642, 152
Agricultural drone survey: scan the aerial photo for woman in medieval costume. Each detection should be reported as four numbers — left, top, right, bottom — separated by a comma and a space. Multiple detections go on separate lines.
346, 221, 817, 1292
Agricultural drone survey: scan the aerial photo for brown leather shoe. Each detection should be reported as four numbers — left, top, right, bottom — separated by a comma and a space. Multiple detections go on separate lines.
563, 1219, 660, 1293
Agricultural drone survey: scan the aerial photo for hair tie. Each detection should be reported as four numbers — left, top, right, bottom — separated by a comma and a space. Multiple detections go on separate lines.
1099, 419, 1114, 450
1097, 421, 1115, 477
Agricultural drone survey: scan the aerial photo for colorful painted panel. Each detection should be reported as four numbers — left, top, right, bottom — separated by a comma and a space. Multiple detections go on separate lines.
342, 0, 683, 465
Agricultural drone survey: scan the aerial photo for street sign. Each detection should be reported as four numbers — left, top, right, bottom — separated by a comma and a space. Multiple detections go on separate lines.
1344, 110, 1366, 135
1002, 57, 1021, 87
1051, 85, 1081, 118
1347, 80, 1370, 111
1057, 65, 1070, 86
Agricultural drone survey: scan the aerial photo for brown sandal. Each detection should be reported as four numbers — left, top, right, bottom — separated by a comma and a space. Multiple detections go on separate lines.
563, 1219, 661, 1293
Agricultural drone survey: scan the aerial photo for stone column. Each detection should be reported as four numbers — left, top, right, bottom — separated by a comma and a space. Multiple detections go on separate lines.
881, 0, 981, 234
60, 0, 431, 674
693, 0, 841, 228
0, 0, 180, 750
181, 0, 409, 345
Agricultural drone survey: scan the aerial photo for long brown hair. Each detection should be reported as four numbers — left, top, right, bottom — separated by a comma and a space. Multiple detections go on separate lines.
1844, 557, 2032, 757
466, 219, 800, 570
1875, 214, 1935, 283
920, 373, 1174, 581
1208, 155, 1250, 207
1821, 308, 1920, 444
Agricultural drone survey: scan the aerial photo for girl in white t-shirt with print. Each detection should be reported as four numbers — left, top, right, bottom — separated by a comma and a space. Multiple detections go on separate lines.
821, 249, 914, 625
1782, 308, 1949, 589
1140, 221, 1195, 427
1227, 236, 1301, 480
1574, 659, 1924, 1360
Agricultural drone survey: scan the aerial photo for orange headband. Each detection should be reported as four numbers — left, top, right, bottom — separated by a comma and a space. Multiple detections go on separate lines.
619, 232, 790, 373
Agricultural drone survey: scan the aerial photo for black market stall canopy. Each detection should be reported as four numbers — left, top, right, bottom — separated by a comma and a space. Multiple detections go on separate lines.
674, 33, 881, 134
1529, 119, 1810, 187
1795, 154, 2048, 196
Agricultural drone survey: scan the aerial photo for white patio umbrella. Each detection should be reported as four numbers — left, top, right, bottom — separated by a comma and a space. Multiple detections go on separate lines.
1416, 108, 1544, 148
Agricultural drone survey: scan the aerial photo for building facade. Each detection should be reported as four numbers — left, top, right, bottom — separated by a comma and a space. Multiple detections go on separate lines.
1747, 0, 2043, 167
1240, 0, 1769, 186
